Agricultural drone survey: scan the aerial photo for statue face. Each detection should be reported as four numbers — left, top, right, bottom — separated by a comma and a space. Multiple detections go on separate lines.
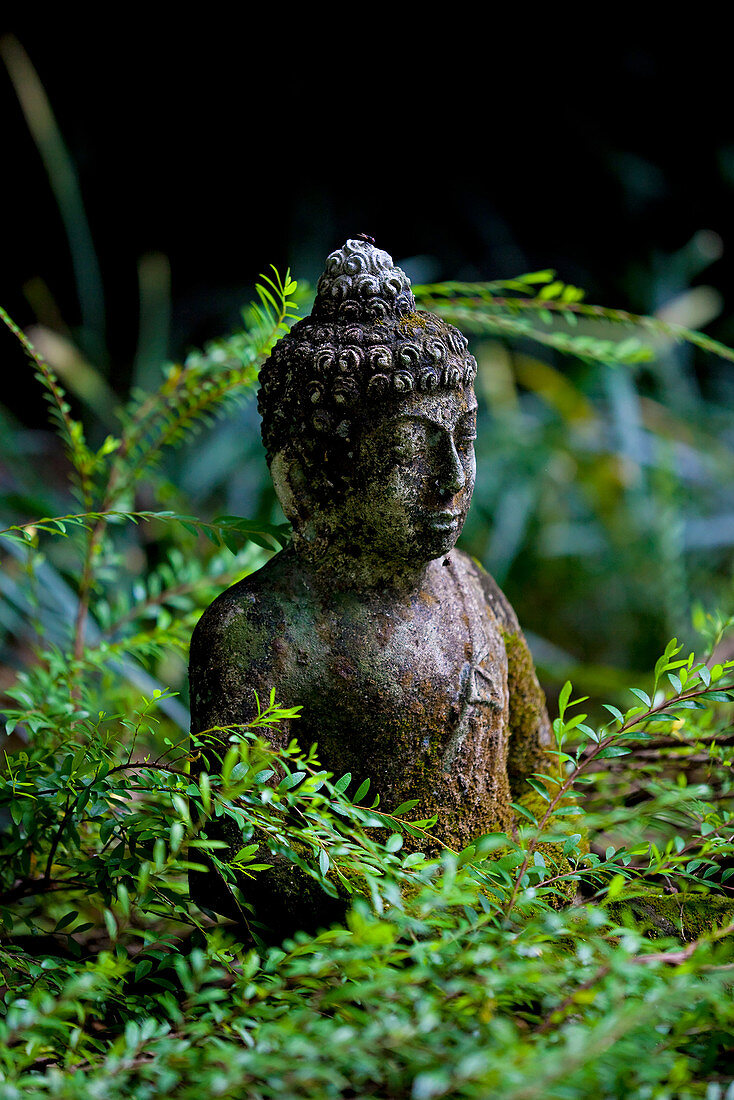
349, 387, 478, 564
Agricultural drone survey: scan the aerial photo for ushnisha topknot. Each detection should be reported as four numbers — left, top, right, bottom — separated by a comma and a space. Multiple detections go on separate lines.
258, 239, 478, 464
312, 237, 416, 321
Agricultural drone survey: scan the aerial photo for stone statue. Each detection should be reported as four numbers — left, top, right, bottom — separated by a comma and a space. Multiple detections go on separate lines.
189, 238, 552, 935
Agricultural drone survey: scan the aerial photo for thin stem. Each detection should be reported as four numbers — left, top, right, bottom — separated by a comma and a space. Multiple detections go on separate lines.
44, 797, 72, 882
0, 876, 84, 906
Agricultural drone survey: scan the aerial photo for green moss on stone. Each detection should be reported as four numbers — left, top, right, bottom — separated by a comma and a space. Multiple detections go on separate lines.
502, 630, 554, 799
397, 311, 435, 337
606, 893, 734, 942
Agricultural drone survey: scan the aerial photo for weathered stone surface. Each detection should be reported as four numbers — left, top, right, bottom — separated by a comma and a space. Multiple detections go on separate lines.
606, 894, 734, 942
189, 239, 552, 936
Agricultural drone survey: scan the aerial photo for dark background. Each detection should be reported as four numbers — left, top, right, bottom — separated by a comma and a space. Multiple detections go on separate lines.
2, 26, 733, 411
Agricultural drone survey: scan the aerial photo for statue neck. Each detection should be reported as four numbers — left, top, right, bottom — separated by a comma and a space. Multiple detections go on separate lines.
290, 532, 433, 595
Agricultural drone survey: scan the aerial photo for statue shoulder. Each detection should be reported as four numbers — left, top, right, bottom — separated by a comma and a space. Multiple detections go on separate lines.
191, 550, 296, 657
451, 549, 521, 635
189, 550, 307, 731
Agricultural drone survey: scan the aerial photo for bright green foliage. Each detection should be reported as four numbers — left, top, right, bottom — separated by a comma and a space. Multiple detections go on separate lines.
414, 272, 734, 367
1, 277, 734, 1096
0, 653, 733, 1096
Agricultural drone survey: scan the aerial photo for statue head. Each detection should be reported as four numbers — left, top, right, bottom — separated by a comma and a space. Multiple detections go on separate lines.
258, 240, 478, 573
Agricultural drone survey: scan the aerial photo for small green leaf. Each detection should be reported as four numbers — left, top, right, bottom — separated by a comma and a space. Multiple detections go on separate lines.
134, 959, 153, 982
278, 771, 306, 791
538, 281, 565, 300
525, 778, 550, 801
353, 778, 370, 803
117, 883, 129, 916
391, 799, 420, 816
333, 773, 352, 795
53, 910, 78, 933
606, 874, 626, 900
103, 909, 117, 941
519, 269, 555, 284
232, 844, 260, 863
153, 837, 166, 869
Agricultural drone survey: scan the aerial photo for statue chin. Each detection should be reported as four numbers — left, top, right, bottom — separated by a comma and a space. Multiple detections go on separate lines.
425, 523, 465, 561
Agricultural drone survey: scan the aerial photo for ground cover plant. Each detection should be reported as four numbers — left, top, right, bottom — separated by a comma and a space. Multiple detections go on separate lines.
1, 260, 734, 1098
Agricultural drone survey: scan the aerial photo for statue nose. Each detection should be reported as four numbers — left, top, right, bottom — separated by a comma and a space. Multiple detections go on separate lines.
435, 438, 466, 496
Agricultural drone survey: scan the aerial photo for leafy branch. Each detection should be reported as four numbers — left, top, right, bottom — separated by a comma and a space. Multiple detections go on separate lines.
414, 271, 734, 367
1, 269, 300, 674
0, 509, 290, 552
0, 305, 96, 509
503, 640, 734, 916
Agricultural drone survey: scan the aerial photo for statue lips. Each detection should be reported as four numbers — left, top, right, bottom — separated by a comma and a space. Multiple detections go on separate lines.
427, 510, 462, 532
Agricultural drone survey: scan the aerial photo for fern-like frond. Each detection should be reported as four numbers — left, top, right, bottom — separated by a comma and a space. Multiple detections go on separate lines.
414, 273, 734, 367
0, 306, 95, 508
106, 268, 302, 505
423, 304, 653, 367
0, 510, 291, 551
94, 545, 262, 637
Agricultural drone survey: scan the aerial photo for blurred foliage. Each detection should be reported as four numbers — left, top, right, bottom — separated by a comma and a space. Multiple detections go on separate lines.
3, 32, 733, 706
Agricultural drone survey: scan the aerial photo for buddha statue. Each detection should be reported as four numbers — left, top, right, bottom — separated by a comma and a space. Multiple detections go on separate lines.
189, 238, 552, 935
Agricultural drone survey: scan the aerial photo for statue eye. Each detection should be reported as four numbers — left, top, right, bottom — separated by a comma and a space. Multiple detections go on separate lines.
385, 426, 412, 460
455, 417, 477, 446
392, 442, 415, 464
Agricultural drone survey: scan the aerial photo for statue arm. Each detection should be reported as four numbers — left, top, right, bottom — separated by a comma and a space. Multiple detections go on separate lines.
189, 585, 295, 755
189, 590, 349, 939
188, 587, 296, 924
475, 564, 553, 799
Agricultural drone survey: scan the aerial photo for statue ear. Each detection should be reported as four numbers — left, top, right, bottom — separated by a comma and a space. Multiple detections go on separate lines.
270, 448, 315, 529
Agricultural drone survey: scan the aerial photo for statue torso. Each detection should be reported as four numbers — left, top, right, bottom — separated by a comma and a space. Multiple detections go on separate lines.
190, 548, 516, 847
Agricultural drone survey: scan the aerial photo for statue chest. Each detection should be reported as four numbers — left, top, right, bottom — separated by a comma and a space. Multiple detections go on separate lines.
284, 579, 511, 812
